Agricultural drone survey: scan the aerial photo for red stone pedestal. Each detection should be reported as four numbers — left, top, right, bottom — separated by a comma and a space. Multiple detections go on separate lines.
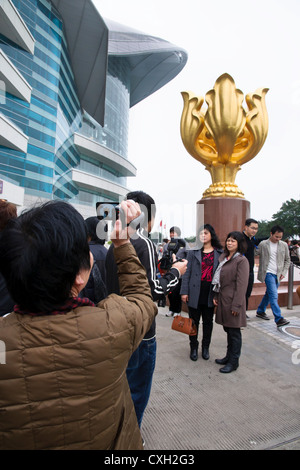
196, 197, 250, 246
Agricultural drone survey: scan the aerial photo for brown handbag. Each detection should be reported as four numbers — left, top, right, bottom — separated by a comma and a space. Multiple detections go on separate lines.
171, 315, 197, 336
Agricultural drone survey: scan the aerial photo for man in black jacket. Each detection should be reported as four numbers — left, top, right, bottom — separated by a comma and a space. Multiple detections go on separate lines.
105, 191, 187, 429
242, 218, 265, 311
163, 226, 188, 317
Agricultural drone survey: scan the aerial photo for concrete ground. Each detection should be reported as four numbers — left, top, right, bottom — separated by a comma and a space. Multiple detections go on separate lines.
141, 305, 300, 451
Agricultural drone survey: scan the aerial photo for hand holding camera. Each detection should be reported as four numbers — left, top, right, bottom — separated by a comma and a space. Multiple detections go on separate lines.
110, 200, 142, 247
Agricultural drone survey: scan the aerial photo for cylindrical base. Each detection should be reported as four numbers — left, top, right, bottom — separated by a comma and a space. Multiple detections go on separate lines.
196, 197, 250, 246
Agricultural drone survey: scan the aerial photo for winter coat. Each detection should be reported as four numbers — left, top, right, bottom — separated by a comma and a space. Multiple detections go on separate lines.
0, 243, 157, 450
180, 247, 223, 308
214, 253, 249, 328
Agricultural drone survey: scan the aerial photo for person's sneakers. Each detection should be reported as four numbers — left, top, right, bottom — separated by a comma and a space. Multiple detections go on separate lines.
256, 312, 270, 320
276, 317, 290, 327
165, 311, 174, 317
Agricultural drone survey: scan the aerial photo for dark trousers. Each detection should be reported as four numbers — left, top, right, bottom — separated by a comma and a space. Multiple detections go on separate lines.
168, 280, 182, 313
188, 304, 214, 349
245, 271, 254, 310
223, 326, 242, 366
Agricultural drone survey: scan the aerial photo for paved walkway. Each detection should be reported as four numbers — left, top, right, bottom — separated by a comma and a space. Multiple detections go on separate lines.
141, 305, 300, 450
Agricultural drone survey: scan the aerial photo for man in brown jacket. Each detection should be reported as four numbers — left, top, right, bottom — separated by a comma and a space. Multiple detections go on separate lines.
0, 200, 157, 450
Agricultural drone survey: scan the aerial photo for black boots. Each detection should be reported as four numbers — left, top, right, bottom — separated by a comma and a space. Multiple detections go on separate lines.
215, 356, 228, 365
190, 344, 210, 361
202, 348, 209, 360
215, 357, 238, 373
216, 327, 241, 373
190, 345, 198, 361
219, 363, 238, 373
191, 349, 238, 371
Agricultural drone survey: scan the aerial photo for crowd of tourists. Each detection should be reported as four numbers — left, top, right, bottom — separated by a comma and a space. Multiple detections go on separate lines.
0, 194, 296, 450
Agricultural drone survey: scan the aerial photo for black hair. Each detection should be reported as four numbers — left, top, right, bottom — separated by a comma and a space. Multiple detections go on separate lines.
85, 216, 105, 244
170, 226, 181, 237
224, 231, 247, 256
197, 223, 222, 249
270, 224, 284, 234
126, 191, 156, 227
245, 218, 258, 226
0, 200, 91, 313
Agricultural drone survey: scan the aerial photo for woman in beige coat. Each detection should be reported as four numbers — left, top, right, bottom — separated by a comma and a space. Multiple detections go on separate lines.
212, 231, 249, 373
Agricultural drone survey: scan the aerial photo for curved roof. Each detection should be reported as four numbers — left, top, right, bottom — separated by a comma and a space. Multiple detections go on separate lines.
50, 0, 108, 126
105, 19, 188, 107
49, 1, 187, 124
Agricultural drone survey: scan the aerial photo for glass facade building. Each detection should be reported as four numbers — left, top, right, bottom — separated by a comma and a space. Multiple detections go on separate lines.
1, 0, 80, 198
0, 0, 187, 216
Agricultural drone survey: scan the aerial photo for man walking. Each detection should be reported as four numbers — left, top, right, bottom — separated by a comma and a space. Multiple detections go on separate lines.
256, 225, 290, 326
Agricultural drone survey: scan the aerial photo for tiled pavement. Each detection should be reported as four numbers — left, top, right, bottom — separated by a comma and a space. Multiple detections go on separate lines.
141, 305, 300, 451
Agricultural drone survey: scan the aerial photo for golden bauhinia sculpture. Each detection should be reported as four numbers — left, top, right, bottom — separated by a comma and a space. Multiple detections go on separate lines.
180, 73, 269, 198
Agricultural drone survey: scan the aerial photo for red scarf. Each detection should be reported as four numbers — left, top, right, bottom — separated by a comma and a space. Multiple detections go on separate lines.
14, 296, 95, 316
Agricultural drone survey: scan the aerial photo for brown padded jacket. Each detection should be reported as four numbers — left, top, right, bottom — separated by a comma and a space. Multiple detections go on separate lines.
0, 243, 157, 450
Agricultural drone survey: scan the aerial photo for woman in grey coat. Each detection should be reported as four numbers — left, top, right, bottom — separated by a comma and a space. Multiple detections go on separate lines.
181, 224, 223, 361
212, 231, 249, 373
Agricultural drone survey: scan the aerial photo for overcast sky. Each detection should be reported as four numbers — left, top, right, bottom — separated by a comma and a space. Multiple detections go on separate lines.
95, 0, 300, 237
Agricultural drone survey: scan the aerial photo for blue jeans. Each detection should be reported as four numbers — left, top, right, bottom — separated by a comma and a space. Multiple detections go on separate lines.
126, 336, 156, 427
257, 273, 283, 323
